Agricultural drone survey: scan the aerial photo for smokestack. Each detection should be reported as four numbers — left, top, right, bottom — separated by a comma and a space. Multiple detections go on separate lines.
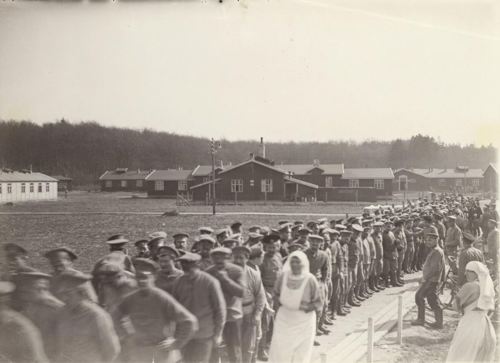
260, 137, 266, 158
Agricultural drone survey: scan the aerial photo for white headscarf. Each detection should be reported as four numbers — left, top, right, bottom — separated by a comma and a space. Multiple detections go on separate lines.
465, 261, 495, 311
283, 251, 310, 280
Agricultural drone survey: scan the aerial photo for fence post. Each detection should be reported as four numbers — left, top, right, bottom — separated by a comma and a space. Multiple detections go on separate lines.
397, 295, 403, 345
367, 317, 374, 363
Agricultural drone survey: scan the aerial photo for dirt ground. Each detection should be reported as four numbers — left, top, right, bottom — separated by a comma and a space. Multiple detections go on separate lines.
0, 191, 371, 273
371, 306, 460, 363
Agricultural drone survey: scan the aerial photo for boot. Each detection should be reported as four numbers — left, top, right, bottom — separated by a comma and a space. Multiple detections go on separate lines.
429, 309, 443, 329
411, 305, 426, 326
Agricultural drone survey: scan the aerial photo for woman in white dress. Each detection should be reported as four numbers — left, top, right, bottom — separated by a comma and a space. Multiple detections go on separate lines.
269, 251, 322, 363
446, 261, 497, 362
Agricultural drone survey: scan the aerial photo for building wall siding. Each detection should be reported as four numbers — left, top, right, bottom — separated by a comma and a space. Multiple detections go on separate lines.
0, 181, 58, 202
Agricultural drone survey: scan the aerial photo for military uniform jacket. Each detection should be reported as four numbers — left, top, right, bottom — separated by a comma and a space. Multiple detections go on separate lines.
372, 232, 383, 260
348, 238, 360, 268
382, 231, 398, 260
422, 247, 445, 283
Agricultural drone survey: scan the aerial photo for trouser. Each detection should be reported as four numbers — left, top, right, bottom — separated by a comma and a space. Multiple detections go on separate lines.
183, 337, 214, 363
241, 314, 257, 363
331, 273, 342, 313
348, 266, 357, 301
223, 319, 242, 363
383, 257, 397, 285
128, 344, 180, 363
258, 290, 274, 356
415, 281, 443, 324
317, 281, 327, 327
397, 248, 405, 279
356, 262, 364, 295
403, 244, 415, 272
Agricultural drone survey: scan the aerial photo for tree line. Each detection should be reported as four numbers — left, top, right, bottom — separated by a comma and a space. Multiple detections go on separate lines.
0, 120, 496, 185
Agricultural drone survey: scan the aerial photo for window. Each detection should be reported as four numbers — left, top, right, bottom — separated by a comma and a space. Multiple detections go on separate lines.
231, 179, 243, 193
374, 179, 384, 189
7, 183, 12, 193
38, 183, 42, 192
348, 179, 359, 188
455, 179, 463, 187
121, 180, 127, 188
325, 176, 333, 187
261, 179, 273, 193
472, 179, 480, 187
203, 177, 210, 183
155, 181, 164, 191
29, 183, 34, 193
21, 183, 26, 193
136, 180, 143, 187
45, 183, 50, 192
178, 180, 188, 191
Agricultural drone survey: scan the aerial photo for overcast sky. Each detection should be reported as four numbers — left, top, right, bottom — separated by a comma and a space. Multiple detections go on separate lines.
0, 0, 499, 146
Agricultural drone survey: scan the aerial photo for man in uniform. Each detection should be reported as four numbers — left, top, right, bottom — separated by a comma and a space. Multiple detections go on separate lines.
215, 229, 229, 246
206, 247, 245, 363
486, 219, 499, 274
173, 232, 190, 253
393, 220, 407, 285
156, 245, 184, 294
232, 246, 266, 363
403, 219, 415, 273
382, 221, 401, 287
193, 235, 217, 270
14, 271, 64, 361
115, 258, 198, 363
55, 270, 121, 363
328, 229, 344, 318
148, 231, 168, 261
457, 232, 484, 286
352, 224, 367, 302
305, 235, 330, 337
3, 243, 36, 281
172, 252, 226, 363
347, 227, 361, 306
371, 221, 385, 291
444, 216, 463, 260
134, 239, 150, 258
258, 234, 283, 361
412, 232, 445, 329
0, 281, 49, 363
244, 232, 264, 248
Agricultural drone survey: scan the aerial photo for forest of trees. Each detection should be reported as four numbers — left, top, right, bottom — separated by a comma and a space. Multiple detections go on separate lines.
0, 120, 496, 185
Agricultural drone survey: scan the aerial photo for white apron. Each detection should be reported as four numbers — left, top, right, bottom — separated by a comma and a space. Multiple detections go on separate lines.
446, 303, 497, 362
269, 273, 316, 363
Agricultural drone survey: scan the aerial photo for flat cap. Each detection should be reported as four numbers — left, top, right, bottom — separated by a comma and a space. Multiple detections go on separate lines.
351, 224, 364, 232
373, 221, 384, 227
157, 245, 180, 257
196, 235, 216, 245
335, 224, 347, 230
230, 221, 242, 228
173, 232, 189, 239
278, 223, 292, 232
248, 225, 261, 232
149, 231, 167, 240
106, 234, 129, 245
309, 235, 324, 243
133, 258, 160, 274
288, 243, 306, 251
326, 229, 340, 235
44, 247, 78, 261
278, 220, 289, 225
232, 245, 251, 255
215, 228, 229, 237
447, 215, 457, 221
4, 243, 27, 255
426, 232, 439, 238
210, 247, 232, 256
340, 230, 353, 235
177, 252, 201, 263
248, 232, 264, 240
298, 227, 312, 234
262, 234, 280, 244
134, 239, 149, 247
199, 227, 214, 234
222, 238, 240, 247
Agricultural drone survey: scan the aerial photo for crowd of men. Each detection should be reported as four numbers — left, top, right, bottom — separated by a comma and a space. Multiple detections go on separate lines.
0, 193, 498, 363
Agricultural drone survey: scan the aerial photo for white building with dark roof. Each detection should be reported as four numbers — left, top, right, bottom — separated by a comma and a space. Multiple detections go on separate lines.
0, 170, 58, 203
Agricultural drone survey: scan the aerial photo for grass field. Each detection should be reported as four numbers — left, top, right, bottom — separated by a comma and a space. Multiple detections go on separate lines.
0, 191, 372, 273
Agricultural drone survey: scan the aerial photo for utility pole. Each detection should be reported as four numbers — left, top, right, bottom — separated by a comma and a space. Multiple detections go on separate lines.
210, 138, 222, 215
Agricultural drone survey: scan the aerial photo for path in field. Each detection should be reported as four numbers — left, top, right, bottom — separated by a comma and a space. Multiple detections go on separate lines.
307, 271, 422, 363
0, 211, 359, 216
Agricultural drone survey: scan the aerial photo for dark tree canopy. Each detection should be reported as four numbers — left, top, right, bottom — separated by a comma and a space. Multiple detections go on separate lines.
0, 120, 496, 185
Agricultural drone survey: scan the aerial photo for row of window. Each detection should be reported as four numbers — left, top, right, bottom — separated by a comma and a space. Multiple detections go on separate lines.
230, 179, 273, 193
0, 183, 51, 194
438, 178, 480, 187
105, 180, 144, 188
154, 180, 188, 191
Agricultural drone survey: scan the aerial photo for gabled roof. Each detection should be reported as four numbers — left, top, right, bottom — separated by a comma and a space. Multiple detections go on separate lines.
0, 171, 57, 182
484, 163, 497, 175
280, 164, 344, 175
219, 158, 288, 175
396, 168, 483, 179
99, 169, 154, 181
341, 168, 394, 180
146, 169, 193, 181
190, 178, 222, 190
191, 165, 223, 177
51, 175, 72, 181
284, 176, 319, 189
